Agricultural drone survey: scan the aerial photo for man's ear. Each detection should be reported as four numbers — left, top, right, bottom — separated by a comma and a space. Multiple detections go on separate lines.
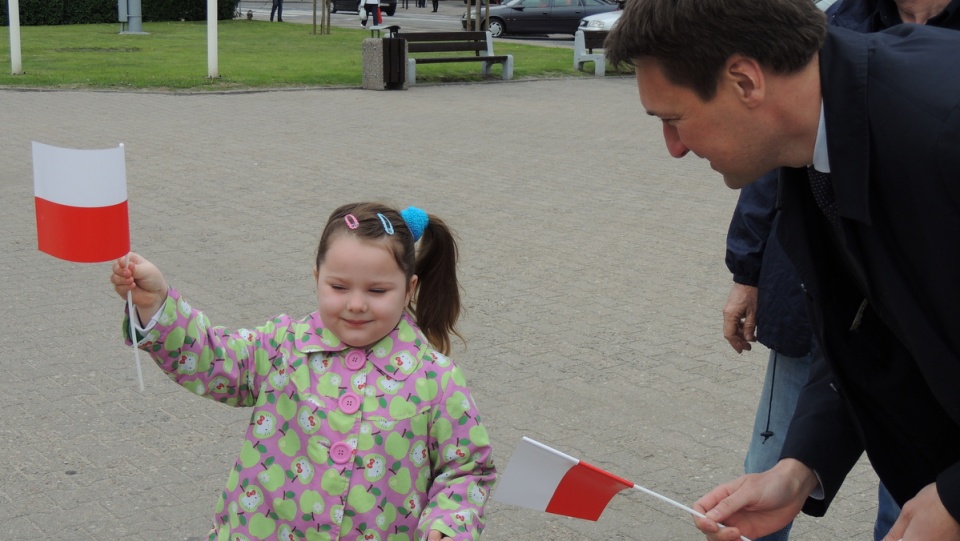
725, 55, 765, 107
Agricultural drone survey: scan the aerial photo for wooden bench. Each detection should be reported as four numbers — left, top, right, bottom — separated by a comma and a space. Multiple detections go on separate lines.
394, 31, 514, 85
369, 24, 401, 38
573, 30, 608, 77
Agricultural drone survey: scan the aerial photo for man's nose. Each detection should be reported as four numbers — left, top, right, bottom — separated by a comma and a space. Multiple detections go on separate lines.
663, 123, 690, 158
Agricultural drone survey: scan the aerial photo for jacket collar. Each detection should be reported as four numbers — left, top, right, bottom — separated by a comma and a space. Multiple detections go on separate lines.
293, 311, 427, 381
820, 26, 872, 225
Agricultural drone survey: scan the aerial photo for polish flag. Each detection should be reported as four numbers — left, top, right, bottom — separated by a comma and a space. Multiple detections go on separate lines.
33, 141, 130, 263
493, 437, 634, 521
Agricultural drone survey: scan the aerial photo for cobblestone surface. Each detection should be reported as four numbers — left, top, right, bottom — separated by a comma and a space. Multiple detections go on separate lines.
0, 78, 881, 540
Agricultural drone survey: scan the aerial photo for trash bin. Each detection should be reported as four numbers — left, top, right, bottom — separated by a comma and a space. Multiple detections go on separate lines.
362, 38, 408, 90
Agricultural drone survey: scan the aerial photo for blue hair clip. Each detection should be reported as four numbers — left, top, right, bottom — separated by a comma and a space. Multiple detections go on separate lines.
377, 213, 394, 235
400, 206, 429, 242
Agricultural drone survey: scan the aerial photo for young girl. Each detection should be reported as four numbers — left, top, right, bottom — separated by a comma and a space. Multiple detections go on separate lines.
111, 202, 497, 541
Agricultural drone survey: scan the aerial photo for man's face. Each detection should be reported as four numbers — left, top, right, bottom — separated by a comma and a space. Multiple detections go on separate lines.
635, 58, 772, 189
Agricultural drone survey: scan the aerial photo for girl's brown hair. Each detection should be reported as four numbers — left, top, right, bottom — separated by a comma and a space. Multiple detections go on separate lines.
315, 202, 463, 354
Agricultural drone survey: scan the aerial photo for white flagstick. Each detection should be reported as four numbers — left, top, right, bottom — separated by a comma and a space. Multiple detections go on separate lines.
124, 254, 145, 391
631, 484, 752, 541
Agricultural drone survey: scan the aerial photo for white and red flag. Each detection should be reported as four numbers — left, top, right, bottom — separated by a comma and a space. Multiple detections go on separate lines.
33, 141, 129, 263
494, 437, 752, 540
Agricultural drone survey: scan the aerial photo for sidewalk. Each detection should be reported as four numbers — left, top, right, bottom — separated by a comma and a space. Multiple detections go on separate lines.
0, 78, 880, 540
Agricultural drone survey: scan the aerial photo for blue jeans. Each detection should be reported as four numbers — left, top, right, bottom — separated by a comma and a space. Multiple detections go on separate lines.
874, 482, 900, 541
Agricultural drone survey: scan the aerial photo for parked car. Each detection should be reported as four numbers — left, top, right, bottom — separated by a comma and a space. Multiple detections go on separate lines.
331, 0, 397, 16
461, 0, 619, 37
577, 7, 620, 32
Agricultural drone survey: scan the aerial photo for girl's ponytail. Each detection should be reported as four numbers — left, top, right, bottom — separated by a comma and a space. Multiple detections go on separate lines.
410, 213, 462, 355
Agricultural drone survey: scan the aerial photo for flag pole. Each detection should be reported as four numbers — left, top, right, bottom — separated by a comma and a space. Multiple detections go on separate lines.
124, 253, 145, 391
631, 484, 752, 541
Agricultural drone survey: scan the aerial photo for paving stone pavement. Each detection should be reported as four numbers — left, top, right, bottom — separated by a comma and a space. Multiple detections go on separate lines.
0, 78, 882, 540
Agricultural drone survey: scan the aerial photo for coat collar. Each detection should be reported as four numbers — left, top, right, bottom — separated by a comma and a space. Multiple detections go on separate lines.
292, 311, 428, 381
820, 26, 873, 225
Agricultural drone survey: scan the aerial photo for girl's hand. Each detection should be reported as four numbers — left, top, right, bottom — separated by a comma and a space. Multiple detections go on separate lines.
426, 531, 453, 541
110, 252, 169, 323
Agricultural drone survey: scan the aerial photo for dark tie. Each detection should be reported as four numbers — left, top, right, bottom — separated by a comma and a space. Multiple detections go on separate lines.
806, 166, 839, 227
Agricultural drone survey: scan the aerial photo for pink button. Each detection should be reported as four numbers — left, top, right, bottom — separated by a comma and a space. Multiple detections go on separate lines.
344, 350, 366, 370
339, 392, 361, 415
330, 441, 353, 464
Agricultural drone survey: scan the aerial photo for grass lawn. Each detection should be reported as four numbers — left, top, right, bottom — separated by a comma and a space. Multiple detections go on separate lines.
0, 20, 623, 90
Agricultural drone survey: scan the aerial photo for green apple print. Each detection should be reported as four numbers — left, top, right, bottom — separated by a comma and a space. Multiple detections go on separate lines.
409, 441, 429, 468
330, 505, 344, 526
410, 411, 429, 437
276, 393, 297, 421
292, 456, 315, 484
436, 493, 459, 511
415, 464, 431, 493
258, 463, 286, 492
320, 327, 341, 347
450, 365, 467, 387
316, 372, 342, 397
363, 394, 381, 413
307, 435, 331, 464
360, 529, 382, 541
229, 501, 241, 529
361, 453, 387, 482
278, 425, 302, 457
239, 485, 265, 512
467, 481, 488, 505
401, 492, 422, 516
181, 379, 205, 396
397, 319, 417, 342
369, 416, 399, 431
377, 376, 404, 395
350, 371, 370, 395
388, 396, 416, 419
297, 406, 324, 435
469, 424, 490, 447
290, 363, 310, 392
375, 502, 397, 530
357, 423, 376, 451
430, 417, 453, 444
414, 378, 438, 402
240, 440, 262, 469
327, 408, 357, 434
304, 527, 332, 541
390, 351, 417, 375
251, 411, 278, 439
176, 352, 198, 374
309, 352, 332, 374
269, 367, 289, 391
442, 443, 470, 464
299, 489, 326, 516
387, 466, 412, 494
208, 375, 230, 395
248, 512, 276, 538
347, 484, 377, 514
445, 392, 470, 420
384, 431, 411, 460
371, 337, 393, 359
386, 534, 410, 541
320, 468, 348, 496
430, 350, 451, 367
275, 498, 298, 522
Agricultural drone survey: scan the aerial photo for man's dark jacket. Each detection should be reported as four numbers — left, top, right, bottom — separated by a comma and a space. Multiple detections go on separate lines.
777, 24, 960, 522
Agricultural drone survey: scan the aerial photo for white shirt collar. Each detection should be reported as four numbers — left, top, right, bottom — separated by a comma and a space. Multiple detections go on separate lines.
812, 100, 831, 173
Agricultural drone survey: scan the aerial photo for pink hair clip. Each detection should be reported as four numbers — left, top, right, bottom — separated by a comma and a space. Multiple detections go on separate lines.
344, 214, 359, 229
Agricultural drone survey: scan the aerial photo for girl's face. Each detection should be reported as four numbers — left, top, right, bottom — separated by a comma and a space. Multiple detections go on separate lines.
315, 234, 417, 350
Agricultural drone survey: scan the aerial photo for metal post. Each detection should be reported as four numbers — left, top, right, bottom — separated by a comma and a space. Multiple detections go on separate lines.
208, 0, 219, 78
8, 0, 23, 74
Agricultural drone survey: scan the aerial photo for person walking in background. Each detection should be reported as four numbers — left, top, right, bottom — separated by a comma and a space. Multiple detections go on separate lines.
270, 0, 283, 21
361, 0, 382, 26
110, 202, 497, 541
432, 0, 439, 12
722, 0, 958, 539
605, 0, 960, 539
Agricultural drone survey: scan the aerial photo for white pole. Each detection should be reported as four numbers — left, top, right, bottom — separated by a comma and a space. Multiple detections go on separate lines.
207, 0, 219, 78
123, 252, 146, 391
630, 484, 752, 541
8, 0, 23, 75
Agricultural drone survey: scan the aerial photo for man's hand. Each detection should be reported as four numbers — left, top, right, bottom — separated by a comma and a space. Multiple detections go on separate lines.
723, 283, 759, 353
693, 459, 818, 541
883, 482, 960, 541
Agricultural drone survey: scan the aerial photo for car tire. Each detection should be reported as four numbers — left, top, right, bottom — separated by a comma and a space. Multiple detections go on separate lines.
488, 18, 505, 37
383, 5, 396, 15
330, 1, 338, 12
